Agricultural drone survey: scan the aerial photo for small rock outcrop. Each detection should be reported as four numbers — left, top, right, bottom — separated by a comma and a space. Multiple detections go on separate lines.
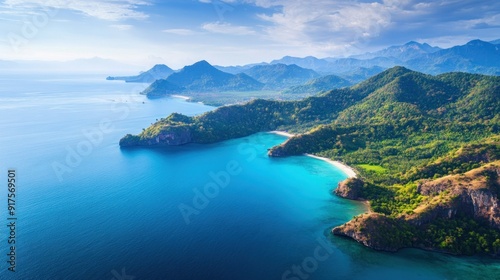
333, 213, 411, 252
334, 178, 365, 200
333, 162, 500, 256
267, 145, 287, 157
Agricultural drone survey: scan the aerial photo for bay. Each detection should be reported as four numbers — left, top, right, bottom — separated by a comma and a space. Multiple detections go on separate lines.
0, 74, 498, 279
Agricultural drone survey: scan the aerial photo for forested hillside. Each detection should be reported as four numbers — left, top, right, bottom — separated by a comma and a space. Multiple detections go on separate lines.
120, 66, 500, 256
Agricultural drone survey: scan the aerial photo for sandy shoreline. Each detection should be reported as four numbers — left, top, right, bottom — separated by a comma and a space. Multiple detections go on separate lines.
269, 130, 295, 137
305, 154, 357, 178
171, 94, 190, 100
268, 131, 357, 178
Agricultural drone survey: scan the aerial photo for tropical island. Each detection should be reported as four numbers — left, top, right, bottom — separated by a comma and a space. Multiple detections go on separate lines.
119, 65, 500, 257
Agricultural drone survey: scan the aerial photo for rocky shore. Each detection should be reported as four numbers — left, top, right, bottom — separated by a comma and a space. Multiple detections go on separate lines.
332, 162, 500, 257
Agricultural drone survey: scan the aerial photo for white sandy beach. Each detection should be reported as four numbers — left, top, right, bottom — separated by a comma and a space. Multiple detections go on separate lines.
171, 94, 190, 100
269, 130, 295, 137
268, 131, 357, 178
305, 154, 357, 178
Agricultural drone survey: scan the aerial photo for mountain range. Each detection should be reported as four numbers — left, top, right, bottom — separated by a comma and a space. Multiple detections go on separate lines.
109, 38, 500, 97
270, 39, 500, 75
107, 40, 500, 96
282, 74, 351, 94
142, 60, 263, 96
350, 41, 442, 61
242, 63, 320, 90
141, 61, 328, 96
405, 40, 500, 74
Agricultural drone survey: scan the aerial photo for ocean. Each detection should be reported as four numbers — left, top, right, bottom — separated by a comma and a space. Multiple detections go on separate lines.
0, 74, 499, 279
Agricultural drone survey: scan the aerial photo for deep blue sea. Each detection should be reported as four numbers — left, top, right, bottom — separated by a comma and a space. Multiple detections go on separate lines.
0, 74, 499, 279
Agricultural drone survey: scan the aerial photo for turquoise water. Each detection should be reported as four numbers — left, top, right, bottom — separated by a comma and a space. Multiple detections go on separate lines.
0, 75, 499, 279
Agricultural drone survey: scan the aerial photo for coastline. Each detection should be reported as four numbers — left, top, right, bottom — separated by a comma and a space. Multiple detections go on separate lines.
267, 131, 358, 179
269, 130, 296, 137
171, 94, 190, 100
305, 154, 357, 178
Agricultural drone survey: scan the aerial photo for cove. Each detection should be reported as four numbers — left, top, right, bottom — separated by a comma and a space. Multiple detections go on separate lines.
0, 75, 499, 279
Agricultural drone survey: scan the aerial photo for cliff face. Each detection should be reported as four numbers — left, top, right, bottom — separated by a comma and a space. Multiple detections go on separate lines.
332, 213, 411, 252
410, 163, 500, 229
267, 137, 304, 157
334, 178, 365, 200
150, 127, 193, 146
267, 145, 289, 157
333, 162, 500, 256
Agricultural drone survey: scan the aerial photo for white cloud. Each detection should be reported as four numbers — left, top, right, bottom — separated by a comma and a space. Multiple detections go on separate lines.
202, 22, 255, 35
162, 28, 198, 36
246, 0, 500, 52
251, 0, 396, 49
198, 0, 237, 3
110, 24, 133, 30
4, 0, 150, 21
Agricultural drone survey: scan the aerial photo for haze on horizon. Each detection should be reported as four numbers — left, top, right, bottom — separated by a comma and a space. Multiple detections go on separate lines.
0, 0, 499, 69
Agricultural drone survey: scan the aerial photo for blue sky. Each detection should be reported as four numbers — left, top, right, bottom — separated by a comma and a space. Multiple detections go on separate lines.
0, 0, 499, 69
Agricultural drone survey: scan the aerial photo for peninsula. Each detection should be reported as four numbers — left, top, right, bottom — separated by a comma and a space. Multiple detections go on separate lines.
120, 66, 500, 257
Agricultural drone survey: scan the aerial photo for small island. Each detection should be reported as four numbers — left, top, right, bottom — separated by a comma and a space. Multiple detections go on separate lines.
120, 66, 500, 257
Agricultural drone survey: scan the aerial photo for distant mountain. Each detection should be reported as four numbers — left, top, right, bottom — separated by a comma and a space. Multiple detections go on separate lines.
166, 60, 261, 90
213, 65, 249, 74
107, 64, 174, 83
110, 39, 499, 92
337, 66, 386, 83
141, 80, 185, 97
270, 56, 398, 74
214, 63, 267, 74
243, 63, 320, 90
490, 39, 500, 45
282, 74, 352, 94
351, 41, 441, 61
269, 40, 500, 76
406, 39, 500, 75
270, 56, 330, 73
322, 57, 399, 74
141, 60, 263, 97
166, 60, 224, 86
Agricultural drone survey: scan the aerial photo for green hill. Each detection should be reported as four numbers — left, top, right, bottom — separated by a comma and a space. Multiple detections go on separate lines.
141, 79, 186, 97
120, 66, 500, 256
141, 60, 263, 96
243, 63, 320, 90
123, 66, 499, 147
282, 74, 352, 95
106, 64, 174, 83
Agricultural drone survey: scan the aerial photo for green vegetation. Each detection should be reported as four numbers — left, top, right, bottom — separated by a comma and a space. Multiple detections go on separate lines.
357, 164, 387, 174
344, 180, 426, 215
121, 66, 500, 256
175, 90, 306, 107
418, 217, 500, 255
242, 63, 320, 90
405, 141, 500, 182
282, 74, 351, 95
353, 216, 500, 255
142, 60, 263, 97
